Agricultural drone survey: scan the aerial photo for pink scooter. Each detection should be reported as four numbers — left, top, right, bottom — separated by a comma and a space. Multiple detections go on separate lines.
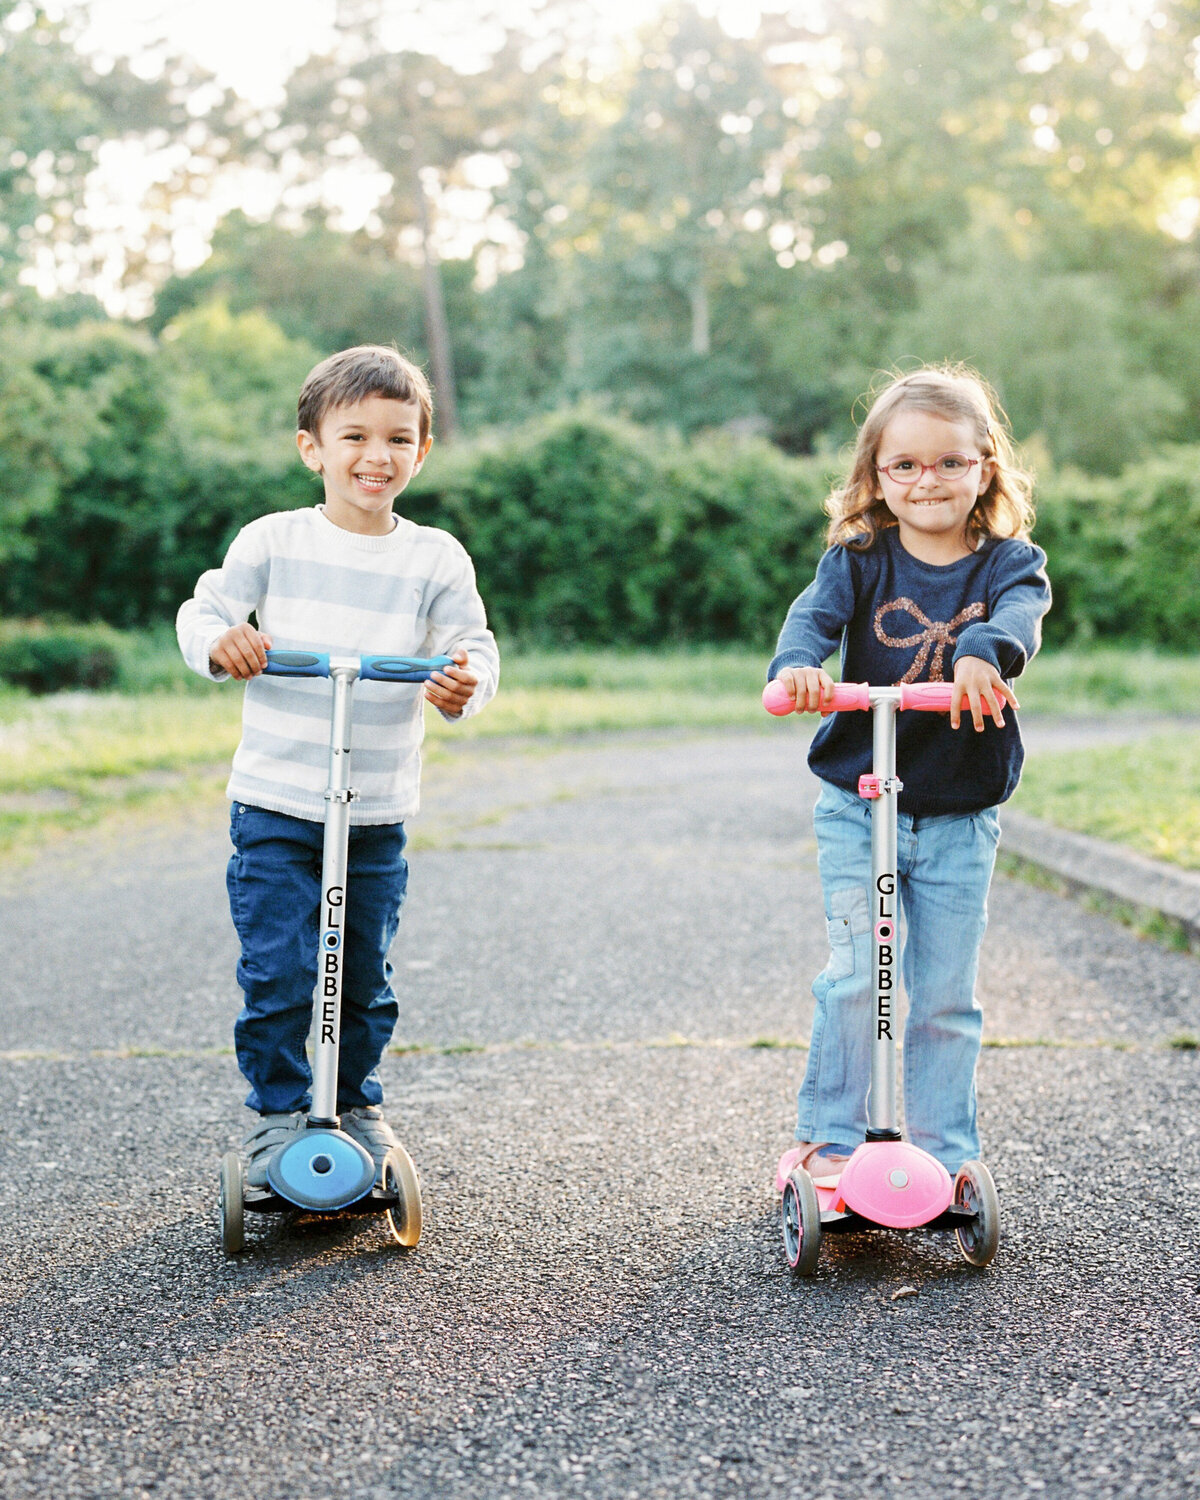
763, 677, 1000, 1275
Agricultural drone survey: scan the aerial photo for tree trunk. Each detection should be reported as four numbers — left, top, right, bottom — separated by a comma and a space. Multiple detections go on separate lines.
689, 278, 710, 357
410, 152, 459, 441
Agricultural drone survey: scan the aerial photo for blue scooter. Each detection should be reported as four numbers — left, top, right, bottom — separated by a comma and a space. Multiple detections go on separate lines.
219, 648, 453, 1253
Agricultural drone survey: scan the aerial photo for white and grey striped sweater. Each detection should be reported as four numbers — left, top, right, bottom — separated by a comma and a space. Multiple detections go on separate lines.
176, 506, 499, 824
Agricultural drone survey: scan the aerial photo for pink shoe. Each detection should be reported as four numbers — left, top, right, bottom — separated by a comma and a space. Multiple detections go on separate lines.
775, 1141, 853, 1192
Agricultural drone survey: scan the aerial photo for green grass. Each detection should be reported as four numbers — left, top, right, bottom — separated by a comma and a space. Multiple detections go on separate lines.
1013, 732, 1200, 870
1, 643, 1199, 862
91, 637, 1200, 716
1008, 647, 1200, 717
0, 648, 781, 855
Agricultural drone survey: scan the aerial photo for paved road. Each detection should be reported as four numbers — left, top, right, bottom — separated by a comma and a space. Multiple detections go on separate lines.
2, 727, 1198, 1499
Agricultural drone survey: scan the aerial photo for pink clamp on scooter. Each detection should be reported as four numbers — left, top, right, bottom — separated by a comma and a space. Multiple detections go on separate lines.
763, 677, 1001, 1275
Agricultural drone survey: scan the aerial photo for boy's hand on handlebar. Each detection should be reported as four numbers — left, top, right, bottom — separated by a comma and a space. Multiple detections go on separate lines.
776, 666, 837, 715
424, 649, 477, 717
209, 624, 273, 680
951, 655, 1019, 732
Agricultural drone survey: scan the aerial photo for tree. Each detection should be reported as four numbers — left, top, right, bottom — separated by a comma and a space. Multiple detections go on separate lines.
266, 4, 538, 438
148, 211, 427, 352
499, 5, 795, 427
0, 0, 206, 305
890, 237, 1185, 472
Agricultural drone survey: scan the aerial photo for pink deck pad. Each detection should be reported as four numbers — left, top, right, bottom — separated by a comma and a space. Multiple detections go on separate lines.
837, 1141, 953, 1228
775, 1146, 856, 1194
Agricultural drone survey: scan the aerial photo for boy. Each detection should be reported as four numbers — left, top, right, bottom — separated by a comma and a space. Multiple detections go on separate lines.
177, 345, 498, 1187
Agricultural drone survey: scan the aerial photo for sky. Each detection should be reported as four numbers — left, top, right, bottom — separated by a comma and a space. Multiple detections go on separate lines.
74, 0, 790, 106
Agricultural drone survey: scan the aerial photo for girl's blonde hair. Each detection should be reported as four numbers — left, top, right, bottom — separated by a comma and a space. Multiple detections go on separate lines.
827, 364, 1034, 550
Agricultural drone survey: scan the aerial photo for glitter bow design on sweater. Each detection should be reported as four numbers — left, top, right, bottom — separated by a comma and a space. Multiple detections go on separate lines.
873, 598, 986, 683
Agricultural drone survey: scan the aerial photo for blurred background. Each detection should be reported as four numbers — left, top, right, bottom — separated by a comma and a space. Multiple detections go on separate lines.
1, 0, 1199, 654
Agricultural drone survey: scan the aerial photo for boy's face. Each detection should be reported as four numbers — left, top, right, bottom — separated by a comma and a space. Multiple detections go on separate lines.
297, 395, 432, 535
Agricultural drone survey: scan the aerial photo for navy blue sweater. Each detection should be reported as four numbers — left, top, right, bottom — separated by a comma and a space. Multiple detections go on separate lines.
768, 529, 1052, 815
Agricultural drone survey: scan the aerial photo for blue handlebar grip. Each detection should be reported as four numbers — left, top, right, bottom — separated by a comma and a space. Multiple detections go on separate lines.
263, 650, 331, 677
360, 654, 456, 682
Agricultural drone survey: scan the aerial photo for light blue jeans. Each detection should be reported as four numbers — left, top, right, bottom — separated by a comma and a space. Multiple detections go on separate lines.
797, 779, 1001, 1173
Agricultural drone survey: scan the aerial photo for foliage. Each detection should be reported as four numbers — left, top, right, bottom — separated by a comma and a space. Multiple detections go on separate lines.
889, 239, 1186, 474
148, 213, 429, 355
1, 297, 1199, 654
404, 408, 834, 645
1034, 449, 1200, 649
0, 0, 200, 295
0, 619, 120, 693
0, 303, 319, 626
9, 0, 1200, 475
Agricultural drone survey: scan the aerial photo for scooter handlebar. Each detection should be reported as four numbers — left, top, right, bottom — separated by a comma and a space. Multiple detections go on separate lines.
263, 650, 455, 682
762, 678, 997, 716
264, 650, 330, 678
762, 679, 871, 715
359, 654, 455, 682
897, 682, 996, 715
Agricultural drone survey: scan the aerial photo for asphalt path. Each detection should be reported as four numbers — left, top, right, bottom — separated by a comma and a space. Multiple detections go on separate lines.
2, 726, 1199, 1499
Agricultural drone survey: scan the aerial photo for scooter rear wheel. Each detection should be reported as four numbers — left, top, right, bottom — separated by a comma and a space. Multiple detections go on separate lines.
383, 1144, 423, 1249
781, 1168, 821, 1276
220, 1151, 245, 1255
953, 1160, 999, 1267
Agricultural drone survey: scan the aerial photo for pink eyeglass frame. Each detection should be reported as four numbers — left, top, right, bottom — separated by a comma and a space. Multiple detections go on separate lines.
876, 453, 981, 485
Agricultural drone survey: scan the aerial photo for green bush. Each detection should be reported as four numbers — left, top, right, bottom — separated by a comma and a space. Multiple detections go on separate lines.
1, 293, 1198, 656
0, 621, 121, 693
412, 415, 1200, 650
1033, 448, 1200, 649
405, 408, 837, 646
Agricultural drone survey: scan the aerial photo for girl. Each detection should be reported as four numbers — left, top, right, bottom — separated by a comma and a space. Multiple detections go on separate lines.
768, 365, 1051, 1186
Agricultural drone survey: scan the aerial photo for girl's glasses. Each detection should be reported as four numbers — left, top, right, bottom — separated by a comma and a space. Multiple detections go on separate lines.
876, 453, 980, 484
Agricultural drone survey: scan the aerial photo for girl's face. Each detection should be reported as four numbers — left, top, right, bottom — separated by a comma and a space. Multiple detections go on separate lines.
873, 408, 995, 563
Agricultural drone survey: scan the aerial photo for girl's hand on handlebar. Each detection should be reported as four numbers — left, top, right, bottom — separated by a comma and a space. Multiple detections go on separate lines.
776, 666, 836, 714
210, 624, 273, 680
424, 649, 477, 717
951, 655, 1019, 732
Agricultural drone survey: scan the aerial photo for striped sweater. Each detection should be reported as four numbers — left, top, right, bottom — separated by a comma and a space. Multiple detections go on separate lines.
176, 505, 499, 824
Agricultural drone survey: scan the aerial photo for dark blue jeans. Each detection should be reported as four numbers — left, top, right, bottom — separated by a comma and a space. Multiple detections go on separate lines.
226, 803, 408, 1115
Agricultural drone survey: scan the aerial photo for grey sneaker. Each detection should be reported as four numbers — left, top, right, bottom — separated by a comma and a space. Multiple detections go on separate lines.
340, 1106, 399, 1186
242, 1111, 305, 1190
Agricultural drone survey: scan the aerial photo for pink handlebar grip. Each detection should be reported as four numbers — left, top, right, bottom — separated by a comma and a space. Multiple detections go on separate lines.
898, 682, 996, 715
762, 680, 795, 715
762, 680, 871, 715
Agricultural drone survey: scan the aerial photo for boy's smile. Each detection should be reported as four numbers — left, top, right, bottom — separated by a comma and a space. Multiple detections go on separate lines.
874, 410, 994, 564
297, 395, 432, 535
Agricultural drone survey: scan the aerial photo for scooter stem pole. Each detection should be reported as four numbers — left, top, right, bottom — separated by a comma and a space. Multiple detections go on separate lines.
868, 695, 900, 1136
310, 663, 359, 1127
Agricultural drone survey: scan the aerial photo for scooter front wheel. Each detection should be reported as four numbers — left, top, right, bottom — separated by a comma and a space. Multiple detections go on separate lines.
954, 1160, 999, 1267
781, 1168, 821, 1276
383, 1144, 423, 1249
220, 1151, 245, 1255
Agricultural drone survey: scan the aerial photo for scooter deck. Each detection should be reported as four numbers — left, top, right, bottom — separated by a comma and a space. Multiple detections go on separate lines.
242, 1182, 401, 1217
813, 1178, 978, 1234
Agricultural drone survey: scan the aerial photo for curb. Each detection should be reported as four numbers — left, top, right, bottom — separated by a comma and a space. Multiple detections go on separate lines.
1001, 810, 1200, 941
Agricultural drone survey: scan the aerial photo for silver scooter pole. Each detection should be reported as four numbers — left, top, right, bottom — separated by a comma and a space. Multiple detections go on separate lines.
865, 687, 903, 1141
309, 659, 359, 1129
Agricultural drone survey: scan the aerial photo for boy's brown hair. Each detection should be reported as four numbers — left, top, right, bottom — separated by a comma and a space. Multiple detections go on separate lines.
828, 364, 1034, 551
297, 345, 434, 445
